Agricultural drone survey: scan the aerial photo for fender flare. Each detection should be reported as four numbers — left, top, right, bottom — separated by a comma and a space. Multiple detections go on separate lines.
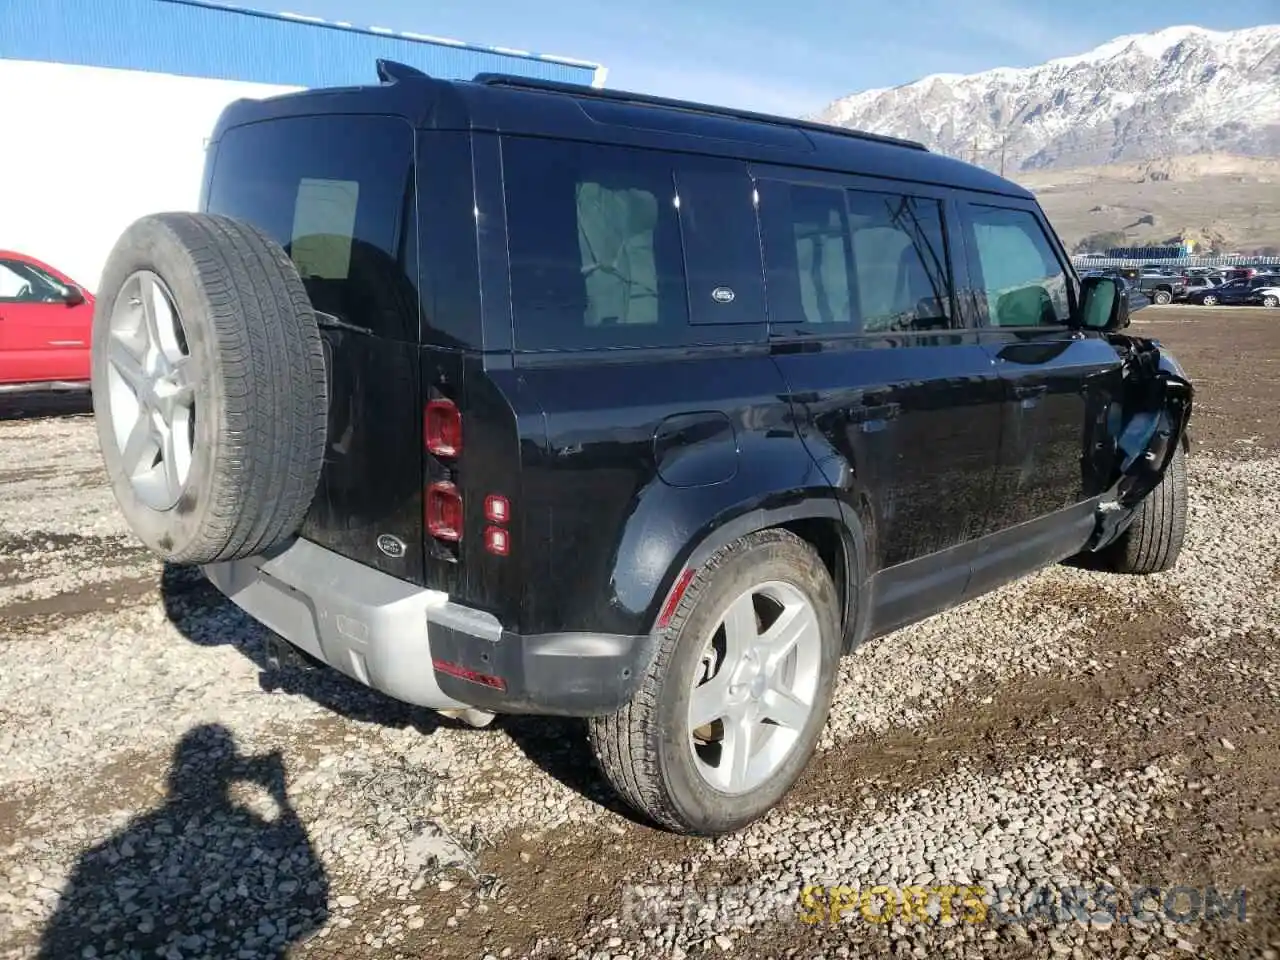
651, 496, 870, 654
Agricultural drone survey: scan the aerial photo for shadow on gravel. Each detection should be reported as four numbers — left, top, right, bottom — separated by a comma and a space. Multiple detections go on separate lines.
160, 564, 650, 821
0, 389, 93, 421
498, 716, 653, 825
37, 724, 329, 960
159, 563, 453, 735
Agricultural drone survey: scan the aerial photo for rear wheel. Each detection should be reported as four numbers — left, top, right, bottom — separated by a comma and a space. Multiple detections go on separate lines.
1152, 289, 1172, 305
588, 529, 841, 835
1201, 294, 1218, 306
1103, 445, 1188, 575
1262, 295, 1279, 308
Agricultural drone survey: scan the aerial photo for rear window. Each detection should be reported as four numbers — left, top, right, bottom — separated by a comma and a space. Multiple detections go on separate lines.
205, 115, 419, 342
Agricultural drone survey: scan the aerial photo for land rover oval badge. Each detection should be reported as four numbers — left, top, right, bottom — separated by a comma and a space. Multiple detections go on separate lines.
711, 286, 735, 304
376, 534, 407, 559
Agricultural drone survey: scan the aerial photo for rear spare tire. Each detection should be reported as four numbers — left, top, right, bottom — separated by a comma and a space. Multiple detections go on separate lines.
91, 213, 327, 564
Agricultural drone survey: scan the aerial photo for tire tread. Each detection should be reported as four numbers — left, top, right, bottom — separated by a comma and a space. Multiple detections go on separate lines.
1106, 445, 1188, 574
588, 528, 832, 833
93, 212, 327, 565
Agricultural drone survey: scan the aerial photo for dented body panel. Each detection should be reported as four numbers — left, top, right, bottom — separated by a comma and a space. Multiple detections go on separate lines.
1086, 334, 1194, 550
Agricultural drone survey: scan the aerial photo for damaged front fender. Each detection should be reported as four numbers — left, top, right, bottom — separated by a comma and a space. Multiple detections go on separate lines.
1088, 335, 1193, 551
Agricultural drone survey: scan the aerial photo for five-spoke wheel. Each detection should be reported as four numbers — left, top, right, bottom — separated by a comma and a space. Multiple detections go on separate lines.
104, 271, 195, 510
688, 581, 823, 795
589, 528, 842, 835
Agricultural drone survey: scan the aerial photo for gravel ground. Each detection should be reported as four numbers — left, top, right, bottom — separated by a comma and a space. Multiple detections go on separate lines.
1, 309, 1278, 960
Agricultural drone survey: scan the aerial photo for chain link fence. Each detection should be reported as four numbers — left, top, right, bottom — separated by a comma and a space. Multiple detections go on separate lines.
1071, 255, 1280, 271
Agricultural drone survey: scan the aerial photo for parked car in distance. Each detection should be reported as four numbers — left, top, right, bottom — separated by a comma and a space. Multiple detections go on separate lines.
1189, 274, 1280, 306
86, 60, 1194, 835
1176, 275, 1220, 301
0, 251, 95, 391
1248, 279, 1280, 308
1136, 270, 1186, 305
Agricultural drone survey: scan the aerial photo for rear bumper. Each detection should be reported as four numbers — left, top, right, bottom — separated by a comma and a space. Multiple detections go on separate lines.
202, 537, 650, 717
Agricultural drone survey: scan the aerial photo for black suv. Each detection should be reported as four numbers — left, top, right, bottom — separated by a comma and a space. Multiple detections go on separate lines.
88, 62, 1192, 835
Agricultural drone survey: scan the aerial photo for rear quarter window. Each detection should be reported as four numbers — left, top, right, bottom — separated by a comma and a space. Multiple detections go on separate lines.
502, 137, 765, 352
205, 115, 420, 342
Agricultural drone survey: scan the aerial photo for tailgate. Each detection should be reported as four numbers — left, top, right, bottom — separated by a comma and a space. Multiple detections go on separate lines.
203, 112, 428, 584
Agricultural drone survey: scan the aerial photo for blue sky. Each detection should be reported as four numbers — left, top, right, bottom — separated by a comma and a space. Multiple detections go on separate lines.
270, 0, 1278, 116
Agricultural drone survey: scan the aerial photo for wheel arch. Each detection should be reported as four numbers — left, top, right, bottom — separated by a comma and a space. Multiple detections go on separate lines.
649, 496, 869, 657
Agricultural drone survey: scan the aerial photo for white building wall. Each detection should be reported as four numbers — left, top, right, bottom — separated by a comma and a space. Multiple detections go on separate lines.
0, 59, 300, 292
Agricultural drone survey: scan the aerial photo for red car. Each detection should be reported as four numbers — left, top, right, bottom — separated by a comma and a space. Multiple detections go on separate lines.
0, 250, 95, 390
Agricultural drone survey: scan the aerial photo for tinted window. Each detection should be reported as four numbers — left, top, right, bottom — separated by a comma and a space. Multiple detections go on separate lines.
675, 166, 765, 325
504, 138, 765, 351
206, 115, 419, 342
758, 181, 855, 325
847, 191, 953, 332
0, 260, 64, 303
965, 205, 1070, 327
505, 138, 683, 350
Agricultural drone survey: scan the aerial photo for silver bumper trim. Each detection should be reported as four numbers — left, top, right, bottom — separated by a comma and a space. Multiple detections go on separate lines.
203, 538, 476, 711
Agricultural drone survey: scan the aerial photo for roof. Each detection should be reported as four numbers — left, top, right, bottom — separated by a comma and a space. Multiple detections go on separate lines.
0, 0, 604, 88
213, 63, 1033, 200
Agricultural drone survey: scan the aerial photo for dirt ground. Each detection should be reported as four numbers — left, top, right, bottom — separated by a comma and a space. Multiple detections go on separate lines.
1, 306, 1278, 960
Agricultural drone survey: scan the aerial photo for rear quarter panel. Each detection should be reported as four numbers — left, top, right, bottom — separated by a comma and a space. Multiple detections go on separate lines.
514, 349, 836, 638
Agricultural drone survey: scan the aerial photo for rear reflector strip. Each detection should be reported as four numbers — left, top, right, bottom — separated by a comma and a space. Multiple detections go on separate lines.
432, 657, 507, 691
657, 567, 696, 629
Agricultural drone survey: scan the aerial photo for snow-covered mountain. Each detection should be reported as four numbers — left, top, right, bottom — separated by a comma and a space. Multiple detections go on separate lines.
814, 25, 1280, 172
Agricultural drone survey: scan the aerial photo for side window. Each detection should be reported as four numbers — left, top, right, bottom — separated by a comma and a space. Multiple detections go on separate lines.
0, 260, 63, 303
206, 115, 419, 342
758, 181, 855, 325
504, 138, 763, 350
965, 205, 1071, 327
846, 190, 954, 332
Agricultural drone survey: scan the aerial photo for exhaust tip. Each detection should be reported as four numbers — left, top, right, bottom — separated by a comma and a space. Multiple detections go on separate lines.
437, 707, 497, 728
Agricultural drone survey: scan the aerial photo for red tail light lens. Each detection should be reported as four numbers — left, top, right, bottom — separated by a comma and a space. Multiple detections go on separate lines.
484, 494, 510, 524
484, 525, 510, 556
425, 399, 462, 458
426, 481, 463, 541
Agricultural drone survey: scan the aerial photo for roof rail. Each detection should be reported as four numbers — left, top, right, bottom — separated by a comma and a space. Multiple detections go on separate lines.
470, 72, 928, 152
377, 59, 431, 84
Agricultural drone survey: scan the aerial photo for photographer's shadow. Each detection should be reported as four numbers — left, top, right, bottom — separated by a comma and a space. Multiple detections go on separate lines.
38, 724, 329, 960
160, 562, 449, 733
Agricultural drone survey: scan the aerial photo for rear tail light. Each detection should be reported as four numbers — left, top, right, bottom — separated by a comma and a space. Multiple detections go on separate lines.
426, 481, 463, 541
425, 399, 462, 458
484, 495, 510, 523
484, 526, 510, 556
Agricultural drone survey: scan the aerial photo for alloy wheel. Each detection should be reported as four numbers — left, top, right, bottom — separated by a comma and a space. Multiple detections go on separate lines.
687, 580, 823, 794
104, 271, 196, 511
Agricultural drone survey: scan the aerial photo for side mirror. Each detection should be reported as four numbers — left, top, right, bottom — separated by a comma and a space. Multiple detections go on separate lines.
61, 285, 86, 306
1077, 275, 1133, 332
